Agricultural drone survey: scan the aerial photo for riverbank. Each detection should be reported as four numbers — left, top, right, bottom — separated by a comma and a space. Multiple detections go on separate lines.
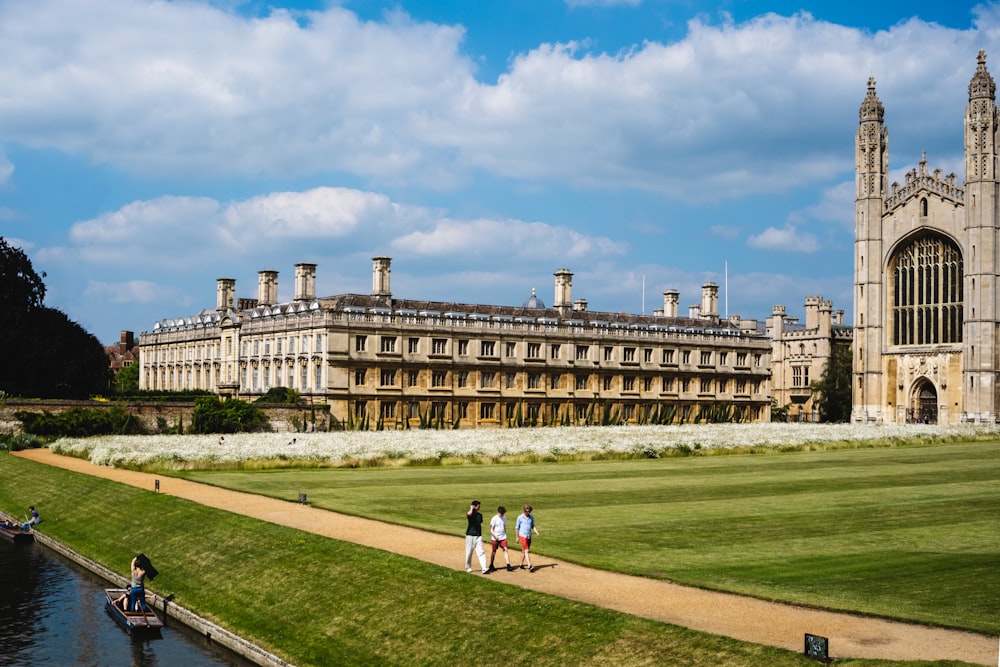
11, 448, 998, 666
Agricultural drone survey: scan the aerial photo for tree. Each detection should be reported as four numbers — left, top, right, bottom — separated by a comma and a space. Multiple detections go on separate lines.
811, 343, 853, 422
0, 237, 109, 398
113, 362, 140, 395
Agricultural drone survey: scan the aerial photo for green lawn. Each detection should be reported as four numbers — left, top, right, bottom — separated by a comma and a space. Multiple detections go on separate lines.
0, 452, 917, 667
178, 440, 1000, 635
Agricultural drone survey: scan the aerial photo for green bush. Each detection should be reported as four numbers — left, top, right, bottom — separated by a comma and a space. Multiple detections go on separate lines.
15, 406, 147, 437
254, 387, 301, 404
190, 396, 270, 433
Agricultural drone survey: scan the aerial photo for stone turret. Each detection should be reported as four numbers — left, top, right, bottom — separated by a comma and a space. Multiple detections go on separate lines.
372, 256, 391, 298
554, 268, 573, 313
663, 290, 679, 318
294, 263, 317, 301
258, 270, 278, 306
216, 278, 236, 311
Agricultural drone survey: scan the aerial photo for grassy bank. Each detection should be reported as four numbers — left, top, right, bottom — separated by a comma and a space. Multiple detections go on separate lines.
0, 453, 977, 667
179, 441, 1000, 635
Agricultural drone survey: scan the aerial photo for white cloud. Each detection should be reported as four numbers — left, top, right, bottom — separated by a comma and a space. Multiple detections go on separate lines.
0, 150, 12, 184
0, 1, 994, 199
84, 280, 167, 304
747, 224, 820, 252
392, 217, 627, 261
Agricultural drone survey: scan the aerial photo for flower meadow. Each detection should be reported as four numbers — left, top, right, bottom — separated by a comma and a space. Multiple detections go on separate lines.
48, 422, 1000, 469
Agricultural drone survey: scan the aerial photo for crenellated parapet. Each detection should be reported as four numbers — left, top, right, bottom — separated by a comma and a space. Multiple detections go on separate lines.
884, 154, 964, 213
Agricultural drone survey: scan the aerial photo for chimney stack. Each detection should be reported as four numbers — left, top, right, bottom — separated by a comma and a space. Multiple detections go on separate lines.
701, 282, 719, 320
554, 268, 573, 312
294, 263, 317, 301
663, 290, 679, 318
216, 278, 236, 311
372, 256, 392, 298
258, 270, 279, 306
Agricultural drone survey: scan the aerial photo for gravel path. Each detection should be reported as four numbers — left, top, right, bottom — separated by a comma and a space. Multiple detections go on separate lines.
16, 449, 998, 665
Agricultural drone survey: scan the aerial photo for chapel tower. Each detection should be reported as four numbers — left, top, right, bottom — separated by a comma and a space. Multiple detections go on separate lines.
852, 77, 888, 422
963, 50, 1000, 421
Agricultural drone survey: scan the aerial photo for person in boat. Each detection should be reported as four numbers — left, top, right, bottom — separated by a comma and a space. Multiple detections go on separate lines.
21, 506, 39, 531
127, 553, 159, 611
113, 590, 130, 611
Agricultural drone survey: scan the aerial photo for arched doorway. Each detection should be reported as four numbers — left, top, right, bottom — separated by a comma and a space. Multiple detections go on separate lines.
911, 380, 938, 424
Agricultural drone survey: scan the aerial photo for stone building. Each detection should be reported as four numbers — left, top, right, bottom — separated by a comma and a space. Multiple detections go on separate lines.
138, 258, 772, 428
764, 298, 852, 421
853, 51, 999, 424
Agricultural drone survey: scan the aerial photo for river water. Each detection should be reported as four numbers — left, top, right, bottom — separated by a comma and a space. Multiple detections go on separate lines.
0, 538, 257, 667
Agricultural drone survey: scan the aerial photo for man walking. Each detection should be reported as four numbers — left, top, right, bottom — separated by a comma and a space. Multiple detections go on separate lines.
465, 500, 489, 574
516, 504, 540, 572
489, 506, 511, 572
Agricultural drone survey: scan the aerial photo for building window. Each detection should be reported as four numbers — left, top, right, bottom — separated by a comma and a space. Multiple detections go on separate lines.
576, 345, 589, 360
662, 349, 674, 364
458, 340, 469, 355
662, 377, 674, 391
527, 343, 541, 358
792, 366, 810, 387
603, 375, 613, 391
550, 373, 561, 389
432, 371, 447, 387
603, 346, 613, 361
481, 372, 495, 389
505, 372, 517, 389
380, 336, 396, 353
576, 374, 588, 390
355, 335, 367, 352
719, 379, 728, 393
314, 364, 322, 389
505, 402, 518, 420
623, 405, 635, 421
458, 402, 469, 419
623, 377, 635, 391
380, 370, 396, 386
576, 404, 588, 420
253, 340, 259, 356
505, 342, 516, 357
480, 341, 495, 356
355, 369, 366, 386
408, 337, 419, 353
700, 378, 712, 393
700, 351, 712, 365
890, 233, 964, 345
408, 402, 420, 419
719, 352, 728, 365
457, 371, 468, 388
407, 370, 418, 387
623, 347, 635, 362
736, 352, 747, 366
381, 402, 396, 419
682, 378, 690, 392
528, 373, 542, 389
737, 380, 747, 393
550, 344, 561, 359
752, 380, 761, 393
753, 353, 762, 367
682, 350, 691, 364
301, 365, 308, 390
354, 400, 367, 418
643, 348, 652, 363
432, 339, 447, 354
643, 377, 652, 392
480, 403, 495, 420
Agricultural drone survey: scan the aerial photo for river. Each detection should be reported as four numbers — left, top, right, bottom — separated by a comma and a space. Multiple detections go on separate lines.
0, 537, 257, 667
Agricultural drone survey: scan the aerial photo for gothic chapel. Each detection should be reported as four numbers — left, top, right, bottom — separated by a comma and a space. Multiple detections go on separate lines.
854, 51, 1000, 424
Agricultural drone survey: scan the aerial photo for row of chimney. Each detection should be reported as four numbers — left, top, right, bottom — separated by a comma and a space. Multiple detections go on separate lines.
215, 256, 720, 321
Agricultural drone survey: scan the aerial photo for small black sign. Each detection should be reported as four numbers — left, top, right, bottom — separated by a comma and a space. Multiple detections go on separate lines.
804, 633, 829, 662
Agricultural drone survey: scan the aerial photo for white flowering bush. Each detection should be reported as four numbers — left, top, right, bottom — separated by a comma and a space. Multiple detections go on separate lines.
47, 422, 1000, 469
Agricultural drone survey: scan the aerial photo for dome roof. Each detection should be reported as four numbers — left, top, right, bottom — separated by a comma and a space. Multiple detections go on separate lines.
522, 287, 545, 309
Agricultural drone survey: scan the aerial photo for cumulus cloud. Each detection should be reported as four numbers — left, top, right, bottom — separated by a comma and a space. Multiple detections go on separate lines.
0, 1, 994, 199
84, 280, 167, 304
747, 224, 820, 252
0, 150, 12, 184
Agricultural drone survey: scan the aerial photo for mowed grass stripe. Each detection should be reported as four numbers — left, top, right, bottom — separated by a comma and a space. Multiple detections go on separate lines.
1, 453, 840, 667
182, 441, 1000, 634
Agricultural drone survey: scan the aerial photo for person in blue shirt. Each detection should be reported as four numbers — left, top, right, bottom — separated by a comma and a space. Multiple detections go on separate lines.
515, 505, 540, 572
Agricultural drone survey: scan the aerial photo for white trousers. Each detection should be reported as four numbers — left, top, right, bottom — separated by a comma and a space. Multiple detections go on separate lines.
465, 535, 487, 571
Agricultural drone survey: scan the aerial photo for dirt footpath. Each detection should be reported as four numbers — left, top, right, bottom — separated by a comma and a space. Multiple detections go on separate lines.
15, 449, 998, 665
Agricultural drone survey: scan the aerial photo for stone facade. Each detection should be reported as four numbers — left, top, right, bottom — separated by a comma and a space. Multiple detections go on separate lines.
139, 258, 773, 428
853, 52, 999, 424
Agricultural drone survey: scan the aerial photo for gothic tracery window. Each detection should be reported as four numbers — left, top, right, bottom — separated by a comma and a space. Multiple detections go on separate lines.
890, 234, 963, 346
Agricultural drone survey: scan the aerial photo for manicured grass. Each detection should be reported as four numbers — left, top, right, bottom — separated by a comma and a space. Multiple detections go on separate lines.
0, 454, 980, 667
178, 440, 1000, 635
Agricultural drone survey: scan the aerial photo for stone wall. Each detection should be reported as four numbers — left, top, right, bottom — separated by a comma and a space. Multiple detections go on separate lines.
0, 399, 332, 435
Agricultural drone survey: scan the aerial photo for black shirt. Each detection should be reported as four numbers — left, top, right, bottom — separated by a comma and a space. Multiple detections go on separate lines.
466, 509, 483, 536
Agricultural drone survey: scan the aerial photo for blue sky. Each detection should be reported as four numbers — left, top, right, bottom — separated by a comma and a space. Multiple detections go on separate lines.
0, 0, 992, 344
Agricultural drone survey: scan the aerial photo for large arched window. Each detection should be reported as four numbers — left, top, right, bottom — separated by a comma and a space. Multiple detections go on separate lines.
890, 234, 963, 345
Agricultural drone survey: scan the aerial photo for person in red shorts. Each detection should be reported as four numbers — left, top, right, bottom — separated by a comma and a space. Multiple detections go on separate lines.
488, 506, 511, 572
515, 504, 540, 571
